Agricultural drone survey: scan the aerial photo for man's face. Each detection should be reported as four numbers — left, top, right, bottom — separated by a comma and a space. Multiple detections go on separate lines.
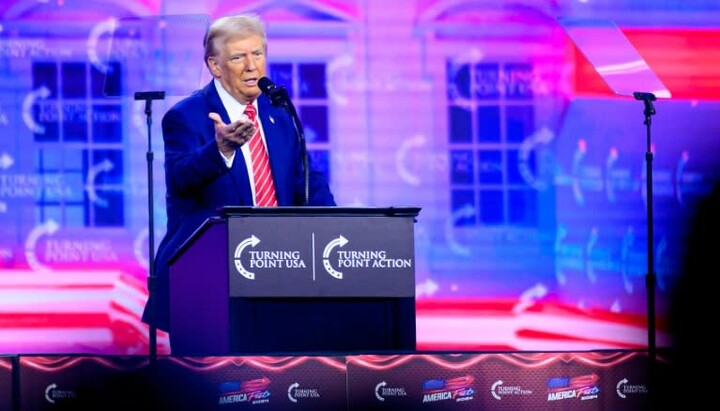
207, 34, 266, 104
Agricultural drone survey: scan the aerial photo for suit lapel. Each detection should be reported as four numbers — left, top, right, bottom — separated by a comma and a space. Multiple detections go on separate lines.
203, 81, 254, 204
202, 82, 231, 124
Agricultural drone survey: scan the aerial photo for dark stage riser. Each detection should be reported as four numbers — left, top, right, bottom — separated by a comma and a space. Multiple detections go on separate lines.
4, 350, 664, 411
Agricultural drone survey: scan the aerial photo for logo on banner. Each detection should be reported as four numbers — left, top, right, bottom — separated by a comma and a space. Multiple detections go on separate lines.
287, 382, 321, 403
44, 383, 77, 404
322, 235, 413, 279
546, 374, 600, 402
491, 379, 533, 400
616, 378, 648, 399
217, 378, 271, 406
374, 381, 407, 402
421, 376, 475, 403
233, 235, 307, 280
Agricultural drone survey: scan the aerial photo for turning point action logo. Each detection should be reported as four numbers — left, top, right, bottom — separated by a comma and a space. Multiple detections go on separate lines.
322, 235, 412, 279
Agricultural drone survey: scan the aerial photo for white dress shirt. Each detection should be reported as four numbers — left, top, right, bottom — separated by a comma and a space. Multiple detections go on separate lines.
213, 78, 269, 204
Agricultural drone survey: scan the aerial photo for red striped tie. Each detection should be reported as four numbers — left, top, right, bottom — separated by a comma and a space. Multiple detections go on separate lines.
244, 104, 277, 207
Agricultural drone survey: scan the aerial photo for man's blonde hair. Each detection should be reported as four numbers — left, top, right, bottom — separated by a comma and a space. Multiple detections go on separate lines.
203, 14, 267, 66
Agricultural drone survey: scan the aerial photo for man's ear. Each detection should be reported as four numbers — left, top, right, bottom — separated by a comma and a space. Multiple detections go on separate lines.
207, 57, 221, 77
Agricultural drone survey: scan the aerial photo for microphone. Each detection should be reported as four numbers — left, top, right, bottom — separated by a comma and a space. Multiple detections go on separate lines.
258, 77, 289, 107
633, 91, 657, 101
633, 91, 657, 116
258, 77, 310, 204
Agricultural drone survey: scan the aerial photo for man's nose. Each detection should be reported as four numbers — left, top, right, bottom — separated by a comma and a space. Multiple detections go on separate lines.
245, 57, 257, 71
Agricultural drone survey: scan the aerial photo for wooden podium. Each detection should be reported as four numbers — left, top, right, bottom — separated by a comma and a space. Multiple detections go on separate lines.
168, 206, 420, 356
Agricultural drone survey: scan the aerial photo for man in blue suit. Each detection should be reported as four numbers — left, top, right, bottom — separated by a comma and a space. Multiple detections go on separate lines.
142, 13, 336, 338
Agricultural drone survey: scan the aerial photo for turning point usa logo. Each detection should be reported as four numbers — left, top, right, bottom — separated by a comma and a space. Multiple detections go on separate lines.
45, 383, 77, 404
233, 235, 307, 279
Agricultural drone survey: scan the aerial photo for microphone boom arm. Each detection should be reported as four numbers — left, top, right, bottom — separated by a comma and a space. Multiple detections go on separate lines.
259, 79, 309, 205
284, 97, 310, 205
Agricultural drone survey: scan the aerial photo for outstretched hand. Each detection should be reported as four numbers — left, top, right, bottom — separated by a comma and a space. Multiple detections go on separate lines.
209, 112, 256, 157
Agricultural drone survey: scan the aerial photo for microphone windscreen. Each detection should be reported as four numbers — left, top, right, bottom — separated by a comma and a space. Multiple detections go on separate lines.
258, 77, 275, 94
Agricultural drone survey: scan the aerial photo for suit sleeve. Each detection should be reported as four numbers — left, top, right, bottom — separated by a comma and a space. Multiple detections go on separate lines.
162, 106, 229, 197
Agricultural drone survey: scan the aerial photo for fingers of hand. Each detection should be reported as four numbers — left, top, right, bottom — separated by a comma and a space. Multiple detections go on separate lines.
230, 121, 255, 138
210, 113, 254, 147
208, 112, 223, 125
228, 122, 255, 141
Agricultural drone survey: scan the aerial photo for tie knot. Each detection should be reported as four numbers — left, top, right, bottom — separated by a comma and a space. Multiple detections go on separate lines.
244, 104, 257, 122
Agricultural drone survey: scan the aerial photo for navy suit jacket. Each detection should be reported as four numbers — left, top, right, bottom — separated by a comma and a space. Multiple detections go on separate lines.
142, 80, 336, 332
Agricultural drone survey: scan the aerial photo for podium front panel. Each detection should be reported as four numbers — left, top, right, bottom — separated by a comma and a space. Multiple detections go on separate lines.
170, 208, 419, 355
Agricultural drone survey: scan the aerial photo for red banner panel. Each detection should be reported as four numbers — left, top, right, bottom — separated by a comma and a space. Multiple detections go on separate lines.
18, 356, 151, 410
0, 356, 13, 411
347, 351, 654, 411
153, 355, 348, 410
574, 28, 720, 100
347, 353, 483, 410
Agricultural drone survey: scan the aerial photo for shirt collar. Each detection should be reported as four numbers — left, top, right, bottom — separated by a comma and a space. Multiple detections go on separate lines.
213, 78, 257, 120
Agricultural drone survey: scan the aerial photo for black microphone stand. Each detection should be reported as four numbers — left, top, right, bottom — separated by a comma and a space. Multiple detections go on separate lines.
633, 90, 657, 409
633, 91, 657, 360
134, 90, 165, 363
265, 86, 309, 205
